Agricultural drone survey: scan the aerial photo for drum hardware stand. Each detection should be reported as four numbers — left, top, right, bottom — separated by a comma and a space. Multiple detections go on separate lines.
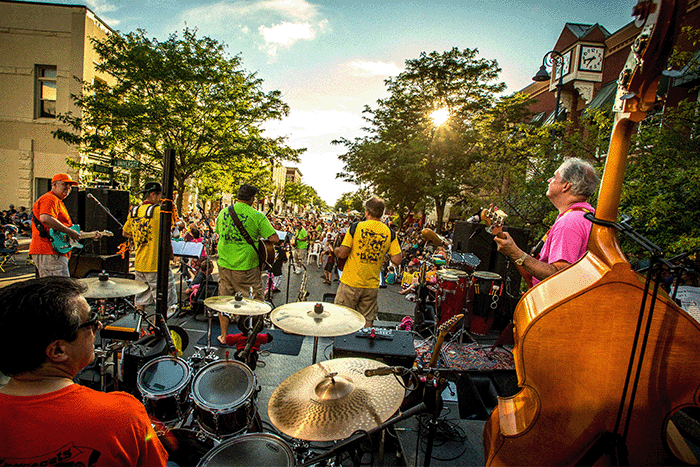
298, 402, 428, 467
94, 340, 127, 392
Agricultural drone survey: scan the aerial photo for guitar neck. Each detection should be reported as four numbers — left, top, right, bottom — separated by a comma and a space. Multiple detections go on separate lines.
79, 231, 106, 240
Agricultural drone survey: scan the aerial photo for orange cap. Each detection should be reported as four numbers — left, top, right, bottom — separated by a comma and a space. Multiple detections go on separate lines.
51, 173, 79, 186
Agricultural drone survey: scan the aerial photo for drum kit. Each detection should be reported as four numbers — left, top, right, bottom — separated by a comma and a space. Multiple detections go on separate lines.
431, 251, 505, 336
80, 272, 411, 466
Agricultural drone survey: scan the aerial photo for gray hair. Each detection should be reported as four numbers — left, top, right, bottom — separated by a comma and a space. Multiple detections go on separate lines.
558, 158, 599, 199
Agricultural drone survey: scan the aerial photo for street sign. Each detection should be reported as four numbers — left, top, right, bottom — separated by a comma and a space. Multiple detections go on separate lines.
93, 164, 112, 175
112, 159, 140, 168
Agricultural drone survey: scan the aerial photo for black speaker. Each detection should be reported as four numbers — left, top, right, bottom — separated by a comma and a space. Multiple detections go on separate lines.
68, 253, 129, 278
84, 188, 130, 256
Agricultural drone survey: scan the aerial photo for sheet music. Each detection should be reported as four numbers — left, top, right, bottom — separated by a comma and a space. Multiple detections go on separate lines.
171, 240, 205, 258
675, 285, 700, 324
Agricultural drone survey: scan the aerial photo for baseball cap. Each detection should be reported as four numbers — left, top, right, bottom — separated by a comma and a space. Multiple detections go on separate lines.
51, 173, 79, 186
138, 181, 163, 194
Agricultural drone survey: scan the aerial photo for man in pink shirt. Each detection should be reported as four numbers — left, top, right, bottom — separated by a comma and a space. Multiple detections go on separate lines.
495, 158, 599, 286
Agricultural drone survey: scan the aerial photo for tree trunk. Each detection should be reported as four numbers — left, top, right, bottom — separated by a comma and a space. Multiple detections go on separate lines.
434, 197, 446, 232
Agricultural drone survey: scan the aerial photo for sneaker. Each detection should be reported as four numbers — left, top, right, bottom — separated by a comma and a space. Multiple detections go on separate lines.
167, 305, 179, 319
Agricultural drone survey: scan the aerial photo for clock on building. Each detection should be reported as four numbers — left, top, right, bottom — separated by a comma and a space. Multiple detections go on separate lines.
555, 50, 572, 80
579, 46, 604, 72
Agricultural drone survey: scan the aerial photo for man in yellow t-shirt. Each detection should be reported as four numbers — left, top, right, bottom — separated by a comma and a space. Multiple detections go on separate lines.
334, 196, 402, 327
122, 182, 176, 313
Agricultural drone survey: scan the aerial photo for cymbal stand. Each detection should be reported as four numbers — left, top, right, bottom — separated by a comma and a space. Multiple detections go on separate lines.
94, 340, 126, 392
195, 305, 219, 362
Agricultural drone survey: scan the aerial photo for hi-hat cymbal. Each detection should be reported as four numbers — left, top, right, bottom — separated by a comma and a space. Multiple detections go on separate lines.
270, 302, 365, 337
78, 276, 149, 299
268, 357, 405, 441
203, 295, 272, 316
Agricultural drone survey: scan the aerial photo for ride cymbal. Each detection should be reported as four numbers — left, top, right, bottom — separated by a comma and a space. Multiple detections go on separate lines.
203, 295, 272, 316
270, 302, 365, 337
78, 275, 149, 299
268, 357, 405, 441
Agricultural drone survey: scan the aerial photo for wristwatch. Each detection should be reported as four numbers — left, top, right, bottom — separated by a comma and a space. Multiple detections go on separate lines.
514, 252, 528, 266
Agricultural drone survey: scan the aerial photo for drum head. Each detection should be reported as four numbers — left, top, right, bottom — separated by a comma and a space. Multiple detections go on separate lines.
138, 357, 190, 396
473, 271, 502, 280
442, 268, 468, 277
439, 273, 458, 281
192, 361, 255, 411
197, 433, 295, 467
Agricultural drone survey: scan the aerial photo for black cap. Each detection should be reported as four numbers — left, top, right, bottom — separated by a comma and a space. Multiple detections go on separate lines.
138, 181, 162, 195
237, 184, 258, 201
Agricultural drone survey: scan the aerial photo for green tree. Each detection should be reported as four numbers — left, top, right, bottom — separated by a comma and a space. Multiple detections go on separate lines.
336, 47, 505, 230
283, 180, 317, 210
53, 28, 302, 212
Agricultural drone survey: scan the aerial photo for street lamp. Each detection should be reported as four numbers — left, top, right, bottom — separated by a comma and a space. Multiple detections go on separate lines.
533, 50, 565, 124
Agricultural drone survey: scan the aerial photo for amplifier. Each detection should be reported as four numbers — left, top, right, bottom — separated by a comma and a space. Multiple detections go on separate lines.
332, 329, 416, 368
121, 334, 168, 391
101, 313, 143, 341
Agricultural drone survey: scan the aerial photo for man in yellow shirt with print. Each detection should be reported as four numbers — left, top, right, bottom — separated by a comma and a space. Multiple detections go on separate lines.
334, 196, 402, 327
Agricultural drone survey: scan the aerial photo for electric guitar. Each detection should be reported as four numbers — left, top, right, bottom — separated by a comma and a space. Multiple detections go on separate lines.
50, 225, 113, 254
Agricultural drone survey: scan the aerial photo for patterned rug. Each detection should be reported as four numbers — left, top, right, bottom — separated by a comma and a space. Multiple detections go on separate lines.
414, 338, 515, 372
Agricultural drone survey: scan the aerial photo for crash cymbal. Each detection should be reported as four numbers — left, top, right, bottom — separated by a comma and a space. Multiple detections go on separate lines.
270, 302, 365, 337
203, 295, 272, 316
268, 357, 405, 441
78, 275, 149, 299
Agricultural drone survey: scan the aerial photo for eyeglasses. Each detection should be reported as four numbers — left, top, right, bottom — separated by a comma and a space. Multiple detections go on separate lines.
76, 312, 100, 332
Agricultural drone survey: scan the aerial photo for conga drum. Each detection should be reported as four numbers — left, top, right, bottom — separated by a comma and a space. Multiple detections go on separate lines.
466, 271, 503, 335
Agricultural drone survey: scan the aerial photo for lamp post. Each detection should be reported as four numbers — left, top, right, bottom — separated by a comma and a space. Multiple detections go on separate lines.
533, 50, 565, 123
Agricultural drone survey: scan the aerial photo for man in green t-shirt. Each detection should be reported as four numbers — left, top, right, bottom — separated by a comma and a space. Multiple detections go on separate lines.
292, 219, 307, 274
215, 184, 279, 343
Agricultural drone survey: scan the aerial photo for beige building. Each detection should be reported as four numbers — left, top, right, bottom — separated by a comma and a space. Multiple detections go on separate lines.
0, 0, 113, 209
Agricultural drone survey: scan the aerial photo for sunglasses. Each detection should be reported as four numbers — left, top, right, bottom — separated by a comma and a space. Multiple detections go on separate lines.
76, 311, 100, 332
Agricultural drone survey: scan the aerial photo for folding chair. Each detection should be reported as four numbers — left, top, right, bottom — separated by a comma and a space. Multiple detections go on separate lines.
0, 247, 18, 272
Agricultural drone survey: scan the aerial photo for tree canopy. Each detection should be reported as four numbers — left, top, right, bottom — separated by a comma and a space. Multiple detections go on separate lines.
54, 28, 302, 211
335, 47, 505, 229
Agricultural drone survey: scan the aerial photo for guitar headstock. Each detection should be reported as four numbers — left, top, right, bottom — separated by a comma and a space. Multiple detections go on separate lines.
614, 0, 687, 117
480, 204, 506, 237
437, 313, 464, 339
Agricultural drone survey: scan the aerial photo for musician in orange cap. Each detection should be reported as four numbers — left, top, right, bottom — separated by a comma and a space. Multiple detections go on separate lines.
29, 173, 101, 277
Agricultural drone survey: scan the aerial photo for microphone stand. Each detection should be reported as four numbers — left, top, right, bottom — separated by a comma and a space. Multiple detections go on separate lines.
193, 203, 218, 361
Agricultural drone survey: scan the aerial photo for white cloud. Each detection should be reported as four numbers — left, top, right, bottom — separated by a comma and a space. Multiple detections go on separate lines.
259, 21, 315, 53
85, 0, 117, 14
178, 0, 321, 31
347, 60, 403, 77
265, 109, 365, 140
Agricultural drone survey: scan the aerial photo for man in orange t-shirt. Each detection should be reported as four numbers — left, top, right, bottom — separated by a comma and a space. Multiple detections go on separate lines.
29, 173, 101, 277
0, 277, 168, 466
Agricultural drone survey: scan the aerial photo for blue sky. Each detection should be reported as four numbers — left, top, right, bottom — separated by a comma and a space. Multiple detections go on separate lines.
41, 0, 634, 204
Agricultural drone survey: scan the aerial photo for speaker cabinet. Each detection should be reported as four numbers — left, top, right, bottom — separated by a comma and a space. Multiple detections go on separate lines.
68, 253, 129, 278
452, 221, 530, 319
84, 188, 130, 256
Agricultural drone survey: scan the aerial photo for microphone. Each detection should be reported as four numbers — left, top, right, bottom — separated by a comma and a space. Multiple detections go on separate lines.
364, 366, 406, 377
196, 204, 204, 212
466, 208, 482, 223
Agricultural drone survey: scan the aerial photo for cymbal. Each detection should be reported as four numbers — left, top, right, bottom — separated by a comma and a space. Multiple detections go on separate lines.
270, 302, 365, 337
203, 295, 272, 316
268, 357, 405, 441
78, 276, 149, 299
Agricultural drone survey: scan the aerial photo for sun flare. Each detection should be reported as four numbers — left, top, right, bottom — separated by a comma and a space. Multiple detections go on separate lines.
430, 108, 450, 126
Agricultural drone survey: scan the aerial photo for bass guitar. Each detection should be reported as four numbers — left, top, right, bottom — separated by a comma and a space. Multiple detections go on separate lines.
484, 1, 700, 465
50, 225, 113, 254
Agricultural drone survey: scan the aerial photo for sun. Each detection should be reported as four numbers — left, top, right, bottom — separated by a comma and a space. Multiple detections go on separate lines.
430, 108, 450, 126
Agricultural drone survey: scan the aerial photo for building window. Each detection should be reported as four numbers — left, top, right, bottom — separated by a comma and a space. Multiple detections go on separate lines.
36, 66, 57, 118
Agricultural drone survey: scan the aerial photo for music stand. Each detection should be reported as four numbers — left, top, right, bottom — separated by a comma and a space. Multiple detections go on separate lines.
172, 240, 205, 308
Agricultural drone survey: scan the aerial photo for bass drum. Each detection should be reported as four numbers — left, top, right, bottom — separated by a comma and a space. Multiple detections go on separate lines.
158, 428, 215, 467
197, 433, 295, 467
192, 360, 259, 438
137, 356, 192, 425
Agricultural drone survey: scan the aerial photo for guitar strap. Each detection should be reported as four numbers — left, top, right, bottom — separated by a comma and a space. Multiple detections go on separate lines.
227, 205, 261, 257
32, 215, 51, 239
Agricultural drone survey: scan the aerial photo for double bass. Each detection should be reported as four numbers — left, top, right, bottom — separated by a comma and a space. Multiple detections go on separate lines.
484, 0, 700, 465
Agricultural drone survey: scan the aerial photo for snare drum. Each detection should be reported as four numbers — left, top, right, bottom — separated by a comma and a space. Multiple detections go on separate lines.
192, 360, 259, 438
466, 271, 503, 335
137, 356, 192, 424
197, 433, 296, 467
